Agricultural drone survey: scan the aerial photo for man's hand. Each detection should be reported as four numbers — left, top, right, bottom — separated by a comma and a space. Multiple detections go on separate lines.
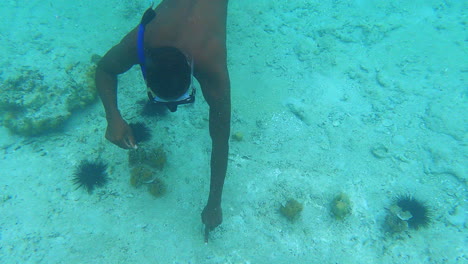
202, 205, 222, 243
105, 116, 137, 149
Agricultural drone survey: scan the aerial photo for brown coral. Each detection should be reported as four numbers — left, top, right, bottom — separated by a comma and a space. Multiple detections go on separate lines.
330, 193, 352, 220
280, 198, 303, 221
128, 145, 167, 170
147, 178, 166, 198
130, 166, 154, 188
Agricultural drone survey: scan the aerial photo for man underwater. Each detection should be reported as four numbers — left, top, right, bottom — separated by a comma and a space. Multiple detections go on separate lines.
95, 0, 230, 242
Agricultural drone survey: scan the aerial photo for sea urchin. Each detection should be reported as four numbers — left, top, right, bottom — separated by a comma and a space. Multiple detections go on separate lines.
129, 122, 152, 143
72, 160, 108, 194
396, 195, 431, 230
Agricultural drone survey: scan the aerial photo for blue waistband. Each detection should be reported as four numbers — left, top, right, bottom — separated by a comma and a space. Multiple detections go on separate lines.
137, 6, 156, 81
137, 23, 147, 80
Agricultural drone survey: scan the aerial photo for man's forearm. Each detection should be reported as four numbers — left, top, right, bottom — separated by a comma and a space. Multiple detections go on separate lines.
207, 102, 231, 208
95, 67, 121, 120
207, 139, 229, 208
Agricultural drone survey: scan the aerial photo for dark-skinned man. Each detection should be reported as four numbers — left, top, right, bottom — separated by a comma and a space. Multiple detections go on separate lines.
95, 0, 230, 242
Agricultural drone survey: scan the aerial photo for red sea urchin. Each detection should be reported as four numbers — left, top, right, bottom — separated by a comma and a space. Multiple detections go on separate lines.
396, 195, 431, 230
72, 160, 109, 194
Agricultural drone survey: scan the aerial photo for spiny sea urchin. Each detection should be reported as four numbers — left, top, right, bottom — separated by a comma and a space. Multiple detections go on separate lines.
396, 195, 431, 230
129, 122, 152, 143
72, 160, 108, 194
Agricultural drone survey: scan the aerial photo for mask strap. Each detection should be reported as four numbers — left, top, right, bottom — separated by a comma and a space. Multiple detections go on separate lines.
189, 57, 194, 87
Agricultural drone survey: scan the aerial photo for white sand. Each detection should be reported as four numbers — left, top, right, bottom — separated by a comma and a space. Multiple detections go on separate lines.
1, 0, 466, 263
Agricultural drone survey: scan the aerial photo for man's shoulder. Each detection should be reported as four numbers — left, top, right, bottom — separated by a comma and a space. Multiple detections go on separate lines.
194, 36, 227, 70
98, 27, 139, 75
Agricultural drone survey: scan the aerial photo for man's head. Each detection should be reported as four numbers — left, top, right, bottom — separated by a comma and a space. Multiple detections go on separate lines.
145, 46, 191, 100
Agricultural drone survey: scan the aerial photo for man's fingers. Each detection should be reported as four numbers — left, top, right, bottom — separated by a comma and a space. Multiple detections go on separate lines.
123, 137, 132, 149
125, 130, 137, 149
126, 138, 138, 149
128, 136, 138, 149
204, 225, 209, 243
115, 140, 131, 149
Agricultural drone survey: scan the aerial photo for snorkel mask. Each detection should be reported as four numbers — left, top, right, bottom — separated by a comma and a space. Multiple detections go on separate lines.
137, 6, 195, 112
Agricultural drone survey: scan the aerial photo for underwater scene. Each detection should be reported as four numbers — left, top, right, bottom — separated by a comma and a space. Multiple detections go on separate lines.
0, 0, 466, 263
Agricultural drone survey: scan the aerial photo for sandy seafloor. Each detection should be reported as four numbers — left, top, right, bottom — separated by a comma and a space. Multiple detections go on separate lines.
0, 0, 467, 263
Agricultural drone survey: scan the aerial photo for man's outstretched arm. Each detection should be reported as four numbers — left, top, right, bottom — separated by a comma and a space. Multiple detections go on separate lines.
206, 83, 231, 208
199, 67, 231, 241
95, 28, 139, 149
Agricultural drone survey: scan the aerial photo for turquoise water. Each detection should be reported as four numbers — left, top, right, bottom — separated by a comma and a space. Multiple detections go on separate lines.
1, 0, 466, 263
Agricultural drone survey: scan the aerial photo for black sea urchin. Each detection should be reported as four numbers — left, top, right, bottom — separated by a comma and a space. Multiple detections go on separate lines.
396, 195, 431, 230
129, 122, 152, 143
72, 160, 108, 194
